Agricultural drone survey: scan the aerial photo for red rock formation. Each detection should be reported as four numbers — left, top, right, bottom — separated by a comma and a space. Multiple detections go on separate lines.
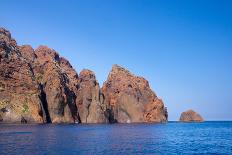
0, 28, 80, 123
0, 28, 168, 124
102, 65, 168, 123
0, 28, 43, 123
76, 69, 107, 123
33, 46, 79, 123
19, 45, 36, 63
179, 110, 204, 122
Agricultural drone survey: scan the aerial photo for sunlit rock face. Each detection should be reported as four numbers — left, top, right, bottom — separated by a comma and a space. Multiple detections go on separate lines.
0, 28, 80, 123
102, 65, 168, 123
0, 28, 43, 123
0, 27, 168, 124
76, 69, 108, 123
179, 110, 204, 122
33, 46, 79, 123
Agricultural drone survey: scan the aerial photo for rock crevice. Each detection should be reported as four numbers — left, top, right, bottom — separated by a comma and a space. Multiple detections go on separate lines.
38, 84, 51, 123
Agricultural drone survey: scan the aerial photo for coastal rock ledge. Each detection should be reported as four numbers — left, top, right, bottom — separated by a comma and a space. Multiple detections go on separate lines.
179, 110, 204, 122
0, 27, 167, 124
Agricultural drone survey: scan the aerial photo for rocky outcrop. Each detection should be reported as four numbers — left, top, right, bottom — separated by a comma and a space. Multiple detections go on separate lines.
76, 70, 107, 123
0, 28, 43, 123
102, 65, 168, 123
0, 28, 81, 123
0, 27, 168, 124
33, 46, 79, 123
179, 110, 204, 122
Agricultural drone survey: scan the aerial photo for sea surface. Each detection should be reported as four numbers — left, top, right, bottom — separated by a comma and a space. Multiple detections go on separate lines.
0, 121, 231, 155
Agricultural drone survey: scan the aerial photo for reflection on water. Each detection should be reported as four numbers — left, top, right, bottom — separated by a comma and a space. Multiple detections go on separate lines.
0, 122, 232, 154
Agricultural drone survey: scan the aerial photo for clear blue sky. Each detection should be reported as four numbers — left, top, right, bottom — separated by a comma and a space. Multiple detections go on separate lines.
1, 0, 232, 120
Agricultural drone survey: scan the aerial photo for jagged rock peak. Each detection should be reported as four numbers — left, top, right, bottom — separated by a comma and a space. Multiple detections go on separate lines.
105, 64, 150, 93
19, 45, 36, 63
111, 64, 133, 76
35, 45, 60, 64
59, 57, 73, 68
0, 28, 16, 45
112, 64, 126, 71
79, 69, 96, 82
0, 27, 17, 55
0, 28, 11, 39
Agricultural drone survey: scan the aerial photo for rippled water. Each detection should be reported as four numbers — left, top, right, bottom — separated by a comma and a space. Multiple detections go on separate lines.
0, 122, 231, 154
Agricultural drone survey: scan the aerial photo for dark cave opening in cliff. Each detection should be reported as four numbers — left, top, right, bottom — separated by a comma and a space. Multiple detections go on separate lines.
39, 84, 52, 123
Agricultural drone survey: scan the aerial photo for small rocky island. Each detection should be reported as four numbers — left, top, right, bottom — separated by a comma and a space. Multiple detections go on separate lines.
179, 109, 204, 122
0, 28, 168, 124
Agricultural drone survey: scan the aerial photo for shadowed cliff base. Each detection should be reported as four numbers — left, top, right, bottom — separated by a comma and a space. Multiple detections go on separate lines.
38, 84, 51, 123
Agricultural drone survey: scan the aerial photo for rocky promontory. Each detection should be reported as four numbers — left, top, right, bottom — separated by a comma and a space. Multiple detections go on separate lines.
102, 65, 168, 123
0, 27, 168, 124
179, 110, 204, 122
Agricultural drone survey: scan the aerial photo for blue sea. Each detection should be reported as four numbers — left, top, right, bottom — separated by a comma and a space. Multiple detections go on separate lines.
0, 122, 231, 154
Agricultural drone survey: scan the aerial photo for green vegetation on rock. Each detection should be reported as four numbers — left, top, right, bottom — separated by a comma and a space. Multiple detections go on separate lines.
36, 74, 43, 83
22, 104, 29, 113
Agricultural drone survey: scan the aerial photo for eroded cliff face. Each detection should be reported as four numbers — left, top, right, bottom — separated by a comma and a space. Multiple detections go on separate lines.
76, 69, 107, 123
0, 28, 168, 124
19, 45, 78, 123
1, 28, 80, 123
102, 65, 168, 123
33, 46, 80, 123
179, 110, 203, 122
0, 28, 43, 123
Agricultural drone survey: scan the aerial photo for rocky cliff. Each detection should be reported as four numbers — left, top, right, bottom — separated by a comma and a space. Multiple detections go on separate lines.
102, 65, 168, 123
0, 28, 167, 124
0, 28, 43, 123
179, 110, 204, 122
76, 70, 108, 123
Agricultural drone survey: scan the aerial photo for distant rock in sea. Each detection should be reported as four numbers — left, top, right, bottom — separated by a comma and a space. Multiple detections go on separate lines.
179, 109, 204, 122
0, 27, 167, 124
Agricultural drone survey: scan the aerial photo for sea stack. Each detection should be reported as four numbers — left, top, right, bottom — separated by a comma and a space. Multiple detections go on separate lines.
102, 64, 168, 123
179, 109, 204, 122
